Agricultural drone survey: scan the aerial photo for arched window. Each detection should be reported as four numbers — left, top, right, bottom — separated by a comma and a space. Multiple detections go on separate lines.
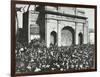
78, 32, 83, 45
50, 31, 57, 45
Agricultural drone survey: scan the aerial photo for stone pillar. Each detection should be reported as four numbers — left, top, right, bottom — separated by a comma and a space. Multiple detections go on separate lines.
75, 22, 78, 45
45, 20, 51, 48
46, 29, 50, 48
83, 21, 88, 44
58, 24, 61, 47
58, 21, 61, 47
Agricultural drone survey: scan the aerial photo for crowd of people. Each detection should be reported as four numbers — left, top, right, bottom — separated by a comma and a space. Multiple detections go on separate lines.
16, 39, 95, 73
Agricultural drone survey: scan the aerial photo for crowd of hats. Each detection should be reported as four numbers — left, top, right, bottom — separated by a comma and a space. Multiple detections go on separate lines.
16, 39, 95, 73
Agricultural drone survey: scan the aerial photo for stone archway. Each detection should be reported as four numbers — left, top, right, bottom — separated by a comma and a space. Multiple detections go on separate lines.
50, 31, 57, 45
61, 26, 75, 46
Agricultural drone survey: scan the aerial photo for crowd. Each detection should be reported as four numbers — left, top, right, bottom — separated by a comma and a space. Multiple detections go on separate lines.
16, 39, 95, 73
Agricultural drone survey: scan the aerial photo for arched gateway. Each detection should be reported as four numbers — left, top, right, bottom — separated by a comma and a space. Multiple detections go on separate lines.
50, 31, 57, 45
78, 32, 83, 45
61, 26, 75, 46
22, 5, 88, 47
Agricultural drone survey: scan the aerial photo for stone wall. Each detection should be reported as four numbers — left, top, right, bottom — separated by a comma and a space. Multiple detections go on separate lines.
45, 6, 88, 47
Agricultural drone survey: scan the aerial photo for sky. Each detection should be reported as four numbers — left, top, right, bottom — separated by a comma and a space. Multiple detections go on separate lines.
77, 8, 95, 30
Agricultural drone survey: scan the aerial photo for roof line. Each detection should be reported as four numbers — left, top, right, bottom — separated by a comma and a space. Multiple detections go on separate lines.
45, 10, 87, 19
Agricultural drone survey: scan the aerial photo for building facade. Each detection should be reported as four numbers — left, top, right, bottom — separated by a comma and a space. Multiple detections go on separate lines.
16, 5, 89, 47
